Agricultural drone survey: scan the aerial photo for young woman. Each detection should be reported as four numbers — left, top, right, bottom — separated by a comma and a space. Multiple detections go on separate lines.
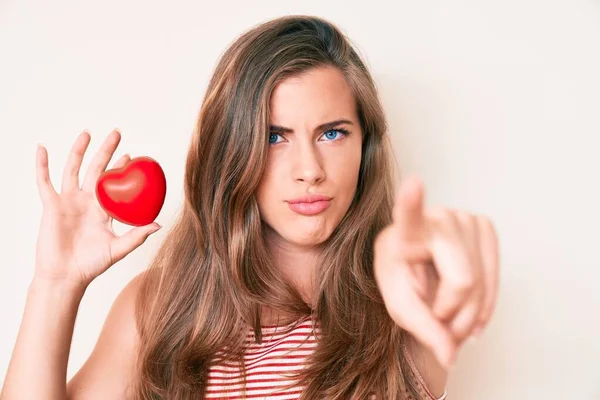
2, 15, 499, 400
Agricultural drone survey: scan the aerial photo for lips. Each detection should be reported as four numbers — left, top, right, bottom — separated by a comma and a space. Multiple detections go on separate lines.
287, 199, 331, 216
287, 194, 332, 204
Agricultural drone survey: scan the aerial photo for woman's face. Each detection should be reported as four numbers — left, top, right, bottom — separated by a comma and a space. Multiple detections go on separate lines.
256, 65, 363, 248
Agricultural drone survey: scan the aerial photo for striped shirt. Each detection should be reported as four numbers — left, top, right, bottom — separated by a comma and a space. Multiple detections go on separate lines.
205, 315, 446, 399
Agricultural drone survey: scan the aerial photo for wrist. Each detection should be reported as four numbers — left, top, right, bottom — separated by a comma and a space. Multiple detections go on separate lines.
30, 274, 89, 298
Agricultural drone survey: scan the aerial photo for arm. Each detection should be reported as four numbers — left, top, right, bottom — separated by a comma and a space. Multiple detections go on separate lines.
375, 177, 500, 400
1, 131, 160, 399
2, 272, 144, 400
1, 278, 87, 400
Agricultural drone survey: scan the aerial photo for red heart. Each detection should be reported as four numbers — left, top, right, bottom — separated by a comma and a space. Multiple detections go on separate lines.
95, 156, 166, 226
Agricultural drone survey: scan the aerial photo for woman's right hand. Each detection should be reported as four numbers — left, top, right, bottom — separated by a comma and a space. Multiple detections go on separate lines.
33, 128, 162, 288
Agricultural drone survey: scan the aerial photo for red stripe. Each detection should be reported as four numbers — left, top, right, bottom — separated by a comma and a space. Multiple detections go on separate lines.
209, 368, 305, 379
207, 376, 299, 386
205, 382, 305, 395
225, 340, 317, 361
211, 339, 317, 364
245, 336, 318, 348
210, 358, 310, 374
218, 351, 315, 367
208, 388, 304, 399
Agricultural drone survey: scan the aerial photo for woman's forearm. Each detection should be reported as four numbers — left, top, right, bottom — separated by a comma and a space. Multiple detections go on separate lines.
1, 277, 87, 400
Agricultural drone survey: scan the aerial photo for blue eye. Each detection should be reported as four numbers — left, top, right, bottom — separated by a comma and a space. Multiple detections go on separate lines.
323, 129, 344, 140
268, 128, 350, 145
268, 133, 280, 144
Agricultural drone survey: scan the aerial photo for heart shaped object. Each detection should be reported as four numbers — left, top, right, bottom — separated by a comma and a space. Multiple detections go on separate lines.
96, 156, 166, 226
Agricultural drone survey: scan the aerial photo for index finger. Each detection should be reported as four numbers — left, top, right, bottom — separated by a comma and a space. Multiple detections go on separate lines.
35, 144, 58, 204
393, 175, 427, 242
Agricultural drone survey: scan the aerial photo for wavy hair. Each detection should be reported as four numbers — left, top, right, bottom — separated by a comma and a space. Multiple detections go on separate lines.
132, 14, 425, 399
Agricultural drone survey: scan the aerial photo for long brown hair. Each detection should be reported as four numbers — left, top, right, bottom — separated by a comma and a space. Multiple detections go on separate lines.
132, 15, 425, 399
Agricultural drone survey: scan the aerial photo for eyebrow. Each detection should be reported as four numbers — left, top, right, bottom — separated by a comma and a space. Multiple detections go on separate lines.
269, 119, 354, 133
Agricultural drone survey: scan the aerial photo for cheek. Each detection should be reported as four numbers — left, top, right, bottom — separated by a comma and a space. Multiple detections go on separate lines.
256, 171, 281, 221
328, 149, 362, 188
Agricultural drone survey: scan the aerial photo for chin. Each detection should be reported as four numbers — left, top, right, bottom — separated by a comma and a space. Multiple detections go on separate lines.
286, 230, 332, 247
263, 217, 334, 246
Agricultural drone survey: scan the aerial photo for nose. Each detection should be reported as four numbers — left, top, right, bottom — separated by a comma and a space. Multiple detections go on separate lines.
292, 139, 325, 186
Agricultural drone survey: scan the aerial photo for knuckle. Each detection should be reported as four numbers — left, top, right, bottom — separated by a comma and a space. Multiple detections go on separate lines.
456, 210, 476, 229
478, 216, 500, 253
65, 166, 77, 176
477, 312, 489, 326
426, 207, 456, 232
427, 206, 449, 221
42, 193, 59, 208
454, 209, 470, 221
474, 315, 488, 332
481, 299, 496, 319
450, 306, 480, 340
450, 320, 471, 340
477, 215, 497, 236
449, 274, 475, 294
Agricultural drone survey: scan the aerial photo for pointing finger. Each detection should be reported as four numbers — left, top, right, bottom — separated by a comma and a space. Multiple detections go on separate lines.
393, 175, 426, 242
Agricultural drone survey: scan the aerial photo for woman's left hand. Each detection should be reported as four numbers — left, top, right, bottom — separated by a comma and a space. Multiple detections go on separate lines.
373, 175, 500, 369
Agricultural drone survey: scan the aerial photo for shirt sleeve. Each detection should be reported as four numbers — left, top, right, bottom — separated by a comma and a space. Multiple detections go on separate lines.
402, 343, 448, 400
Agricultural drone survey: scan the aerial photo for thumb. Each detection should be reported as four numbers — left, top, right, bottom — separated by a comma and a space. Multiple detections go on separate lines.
110, 222, 162, 263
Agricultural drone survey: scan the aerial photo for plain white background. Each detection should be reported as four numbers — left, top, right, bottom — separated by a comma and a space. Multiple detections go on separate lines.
1, 0, 599, 398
